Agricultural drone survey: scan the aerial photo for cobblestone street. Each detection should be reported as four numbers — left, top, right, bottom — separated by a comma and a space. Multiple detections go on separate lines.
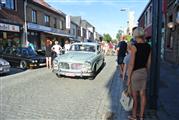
0, 56, 117, 120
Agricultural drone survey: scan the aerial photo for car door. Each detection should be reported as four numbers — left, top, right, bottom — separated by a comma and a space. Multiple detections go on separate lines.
11, 48, 22, 66
1, 48, 14, 65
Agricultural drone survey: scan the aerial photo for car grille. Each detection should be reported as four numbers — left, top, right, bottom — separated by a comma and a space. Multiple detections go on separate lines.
59, 62, 70, 69
71, 63, 83, 70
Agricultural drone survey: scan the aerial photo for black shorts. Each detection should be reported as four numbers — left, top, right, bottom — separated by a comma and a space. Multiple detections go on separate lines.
117, 57, 124, 65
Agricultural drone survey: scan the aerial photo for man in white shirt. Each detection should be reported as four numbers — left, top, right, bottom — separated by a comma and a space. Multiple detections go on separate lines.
51, 41, 62, 57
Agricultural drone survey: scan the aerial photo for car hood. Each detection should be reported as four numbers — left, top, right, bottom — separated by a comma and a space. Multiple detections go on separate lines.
57, 52, 96, 63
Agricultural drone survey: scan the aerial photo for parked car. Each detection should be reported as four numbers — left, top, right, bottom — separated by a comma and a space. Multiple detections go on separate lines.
1, 47, 46, 69
52, 42, 105, 80
0, 58, 10, 74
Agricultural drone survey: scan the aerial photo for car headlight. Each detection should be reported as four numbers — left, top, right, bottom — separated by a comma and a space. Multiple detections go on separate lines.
83, 61, 91, 69
32, 60, 38, 63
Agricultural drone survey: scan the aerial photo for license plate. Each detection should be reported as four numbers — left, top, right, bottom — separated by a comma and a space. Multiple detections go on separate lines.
39, 63, 46, 66
65, 73, 75, 77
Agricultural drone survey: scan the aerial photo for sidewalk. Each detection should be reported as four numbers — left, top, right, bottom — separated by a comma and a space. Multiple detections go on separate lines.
101, 67, 158, 120
157, 62, 179, 120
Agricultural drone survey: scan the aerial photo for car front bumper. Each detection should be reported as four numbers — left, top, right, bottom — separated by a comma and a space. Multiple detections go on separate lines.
52, 69, 94, 77
0, 65, 10, 74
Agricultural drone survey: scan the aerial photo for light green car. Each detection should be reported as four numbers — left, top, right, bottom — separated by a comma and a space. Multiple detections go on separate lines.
52, 42, 105, 80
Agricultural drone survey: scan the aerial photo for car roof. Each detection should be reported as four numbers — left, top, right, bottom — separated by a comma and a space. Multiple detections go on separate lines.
72, 42, 99, 46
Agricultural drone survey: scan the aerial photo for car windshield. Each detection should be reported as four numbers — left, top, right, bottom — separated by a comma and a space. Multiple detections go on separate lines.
69, 44, 96, 52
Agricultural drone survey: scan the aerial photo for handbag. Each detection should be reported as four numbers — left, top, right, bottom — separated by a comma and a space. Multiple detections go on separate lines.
120, 85, 133, 111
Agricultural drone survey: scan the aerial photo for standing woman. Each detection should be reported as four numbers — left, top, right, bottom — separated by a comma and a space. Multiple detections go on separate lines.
127, 27, 151, 120
45, 38, 52, 69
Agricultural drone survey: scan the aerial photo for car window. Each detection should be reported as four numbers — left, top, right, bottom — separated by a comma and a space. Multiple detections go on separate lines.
70, 44, 96, 52
4, 48, 11, 54
22, 49, 29, 56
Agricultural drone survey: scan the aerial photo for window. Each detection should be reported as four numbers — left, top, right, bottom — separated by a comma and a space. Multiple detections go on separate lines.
54, 18, 57, 28
32, 10, 37, 23
149, 6, 152, 24
145, 12, 148, 27
44, 15, 50, 26
5, 0, 15, 10
59, 20, 63, 30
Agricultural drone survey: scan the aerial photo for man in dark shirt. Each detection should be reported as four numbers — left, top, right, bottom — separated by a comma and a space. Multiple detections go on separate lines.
116, 37, 127, 77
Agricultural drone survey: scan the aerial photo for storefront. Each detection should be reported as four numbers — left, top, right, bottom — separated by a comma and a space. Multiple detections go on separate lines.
0, 22, 22, 52
27, 22, 70, 50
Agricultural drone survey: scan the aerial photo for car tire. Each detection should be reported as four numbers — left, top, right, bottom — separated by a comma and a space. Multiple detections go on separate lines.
20, 60, 27, 70
56, 73, 62, 78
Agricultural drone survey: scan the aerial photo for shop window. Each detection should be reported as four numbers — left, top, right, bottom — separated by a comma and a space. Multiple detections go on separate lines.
44, 15, 50, 26
5, 0, 16, 10
32, 10, 37, 23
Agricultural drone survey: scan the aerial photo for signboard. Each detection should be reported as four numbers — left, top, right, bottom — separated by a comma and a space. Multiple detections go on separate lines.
28, 23, 68, 35
66, 15, 71, 29
0, 23, 20, 32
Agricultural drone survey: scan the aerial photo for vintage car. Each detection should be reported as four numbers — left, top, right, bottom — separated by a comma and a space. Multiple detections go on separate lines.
53, 42, 105, 80
0, 58, 10, 74
1, 47, 46, 69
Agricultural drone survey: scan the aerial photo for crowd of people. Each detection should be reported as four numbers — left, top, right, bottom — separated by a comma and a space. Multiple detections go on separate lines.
116, 27, 151, 120
44, 38, 71, 69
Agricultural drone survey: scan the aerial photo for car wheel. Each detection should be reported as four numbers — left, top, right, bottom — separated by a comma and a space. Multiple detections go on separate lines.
20, 60, 27, 70
56, 73, 62, 78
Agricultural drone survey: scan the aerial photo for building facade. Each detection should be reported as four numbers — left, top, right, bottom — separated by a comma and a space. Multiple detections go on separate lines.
164, 0, 179, 64
26, 0, 69, 50
0, 0, 24, 52
138, 0, 152, 43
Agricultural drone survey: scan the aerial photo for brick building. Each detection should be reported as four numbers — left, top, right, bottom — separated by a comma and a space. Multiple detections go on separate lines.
138, 0, 152, 43
26, 0, 69, 50
0, 0, 24, 52
164, 0, 179, 64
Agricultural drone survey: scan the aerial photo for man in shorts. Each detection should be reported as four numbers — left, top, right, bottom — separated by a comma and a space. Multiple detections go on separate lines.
116, 36, 127, 78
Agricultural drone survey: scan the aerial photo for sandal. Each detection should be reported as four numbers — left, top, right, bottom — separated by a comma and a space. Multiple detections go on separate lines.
128, 115, 137, 120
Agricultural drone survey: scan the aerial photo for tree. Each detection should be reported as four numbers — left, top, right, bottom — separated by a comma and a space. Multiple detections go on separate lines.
125, 35, 132, 42
116, 29, 123, 40
103, 33, 112, 42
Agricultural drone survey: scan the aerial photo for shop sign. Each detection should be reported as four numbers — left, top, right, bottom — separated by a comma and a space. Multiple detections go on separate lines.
28, 23, 67, 35
0, 23, 20, 32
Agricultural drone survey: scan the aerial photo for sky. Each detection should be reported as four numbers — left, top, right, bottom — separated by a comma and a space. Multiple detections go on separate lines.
46, 0, 149, 39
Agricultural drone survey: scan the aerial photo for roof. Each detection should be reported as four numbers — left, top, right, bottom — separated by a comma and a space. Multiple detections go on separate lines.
71, 16, 81, 26
73, 42, 99, 46
138, 0, 152, 21
32, 0, 66, 17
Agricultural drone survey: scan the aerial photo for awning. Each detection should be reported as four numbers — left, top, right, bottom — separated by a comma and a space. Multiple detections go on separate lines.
46, 31, 70, 37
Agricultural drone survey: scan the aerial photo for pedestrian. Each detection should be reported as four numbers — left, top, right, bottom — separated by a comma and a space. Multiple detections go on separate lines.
45, 38, 52, 69
51, 41, 62, 57
127, 27, 151, 120
122, 42, 132, 81
116, 36, 127, 78
64, 40, 71, 53
108, 41, 113, 55
130, 27, 137, 45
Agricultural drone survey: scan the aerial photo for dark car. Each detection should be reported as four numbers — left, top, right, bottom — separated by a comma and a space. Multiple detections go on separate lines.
1, 47, 46, 69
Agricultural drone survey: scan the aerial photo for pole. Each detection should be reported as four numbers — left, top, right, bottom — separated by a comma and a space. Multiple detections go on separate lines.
149, 0, 162, 109
24, 0, 28, 47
